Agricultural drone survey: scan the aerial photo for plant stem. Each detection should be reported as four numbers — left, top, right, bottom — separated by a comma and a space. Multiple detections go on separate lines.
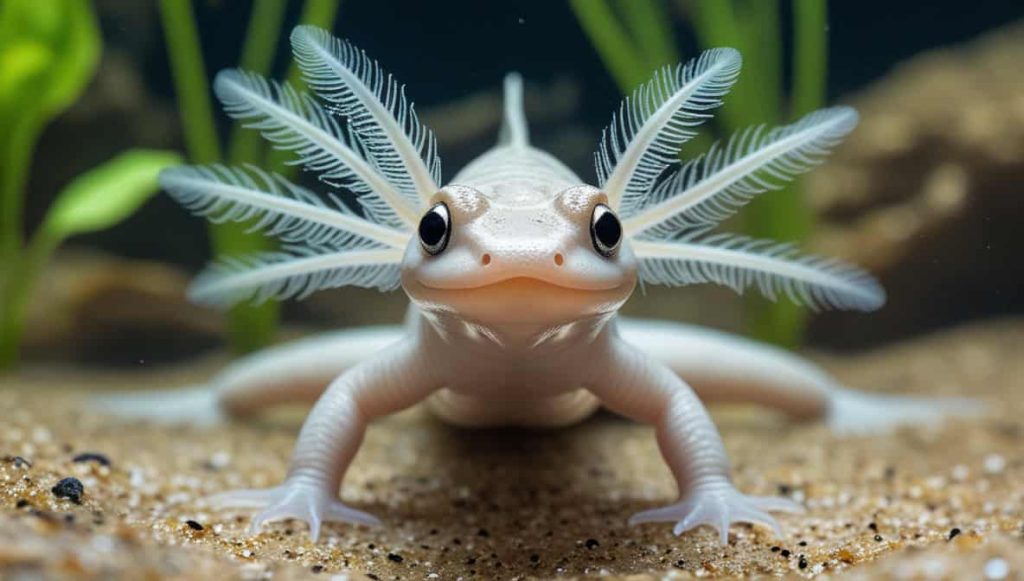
0, 111, 44, 369
619, 0, 678, 70
792, 0, 827, 117
570, 0, 650, 91
158, 0, 222, 165
266, 0, 342, 172
228, 0, 287, 166
0, 228, 58, 369
160, 0, 289, 354
743, 0, 826, 348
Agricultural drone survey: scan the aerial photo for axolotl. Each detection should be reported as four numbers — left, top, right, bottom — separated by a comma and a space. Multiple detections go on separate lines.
104, 26, 974, 544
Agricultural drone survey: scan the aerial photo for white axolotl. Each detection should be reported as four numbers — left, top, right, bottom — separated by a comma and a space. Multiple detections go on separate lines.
104, 26, 975, 544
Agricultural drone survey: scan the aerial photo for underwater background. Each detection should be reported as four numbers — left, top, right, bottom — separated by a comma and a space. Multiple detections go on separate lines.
3, 0, 1022, 368
2, 1, 1024, 579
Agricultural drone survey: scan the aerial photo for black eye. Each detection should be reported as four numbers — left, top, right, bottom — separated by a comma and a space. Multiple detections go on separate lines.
590, 204, 622, 257
418, 202, 451, 255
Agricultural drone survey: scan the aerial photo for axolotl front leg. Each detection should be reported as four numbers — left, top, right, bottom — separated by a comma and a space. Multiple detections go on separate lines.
585, 335, 803, 543
208, 339, 439, 541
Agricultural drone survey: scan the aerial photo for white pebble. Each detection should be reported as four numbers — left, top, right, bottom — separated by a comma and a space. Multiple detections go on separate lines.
984, 557, 1009, 580
951, 464, 970, 482
209, 451, 232, 469
983, 454, 1006, 474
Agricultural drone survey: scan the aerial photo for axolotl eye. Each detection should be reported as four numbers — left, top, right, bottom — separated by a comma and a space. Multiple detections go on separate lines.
590, 203, 622, 257
418, 202, 451, 256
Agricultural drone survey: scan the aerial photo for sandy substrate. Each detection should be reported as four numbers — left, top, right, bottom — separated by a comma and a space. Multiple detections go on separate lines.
1, 318, 1023, 579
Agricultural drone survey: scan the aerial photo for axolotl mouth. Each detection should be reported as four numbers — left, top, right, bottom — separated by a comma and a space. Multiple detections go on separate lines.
405, 275, 636, 324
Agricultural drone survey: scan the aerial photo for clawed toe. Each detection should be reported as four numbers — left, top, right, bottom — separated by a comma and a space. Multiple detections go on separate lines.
202, 483, 380, 541
629, 486, 800, 544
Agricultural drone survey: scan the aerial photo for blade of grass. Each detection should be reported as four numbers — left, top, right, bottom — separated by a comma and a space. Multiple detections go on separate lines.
158, 0, 221, 165
791, 0, 827, 117
619, 0, 679, 70
570, 0, 649, 91
217, 0, 292, 353
744, 0, 827, 348
160, 0, 281, 354
227, 0, 287, 166
266, 0, 341, 172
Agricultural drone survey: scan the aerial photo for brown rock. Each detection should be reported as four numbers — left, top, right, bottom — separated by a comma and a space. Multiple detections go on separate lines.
808, 21, 1024, 347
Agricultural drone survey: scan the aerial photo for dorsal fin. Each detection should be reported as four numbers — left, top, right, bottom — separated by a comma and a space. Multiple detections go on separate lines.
498, 73, 529, 147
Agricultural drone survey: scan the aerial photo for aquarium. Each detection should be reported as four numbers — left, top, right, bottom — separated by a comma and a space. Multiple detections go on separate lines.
0, 1, 1022, 578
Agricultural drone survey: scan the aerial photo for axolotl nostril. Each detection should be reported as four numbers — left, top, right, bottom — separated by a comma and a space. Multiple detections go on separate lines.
98, 25, 982, 544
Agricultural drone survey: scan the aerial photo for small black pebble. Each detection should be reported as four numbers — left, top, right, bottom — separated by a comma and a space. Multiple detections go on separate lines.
185, 520, 203, 531
868, 522, 878, 532
51, 477, 84, 504
366, 574, 380, 580
16, 499, 29, 508
874, 534, 883, 542
798, 556, 808, 569
770, 546, 781, 552
477, 528, 489, 537
780, 549, 791, 558
529, 554, 539, 563
368, 543, 376, 550
674, 559, 686, 569
311, 565, 324, 573
6, 456, 31, 469
798, 541, 807, 546
387, 553, 403, 563
777, 484, 792, 495
466, 557, 476, 565
585, 538, 600, 550
948, 527, 961, 540
72, 452, 111, 467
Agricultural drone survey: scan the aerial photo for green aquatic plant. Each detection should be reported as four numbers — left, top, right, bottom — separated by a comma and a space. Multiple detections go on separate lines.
572, 0, 829, 348
159, 0, 340, 354
0, 0, 180, 369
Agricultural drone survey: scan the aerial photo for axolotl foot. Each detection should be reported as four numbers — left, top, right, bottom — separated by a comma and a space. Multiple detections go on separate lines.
629, 483, 804, 544
205, 480, 380, 541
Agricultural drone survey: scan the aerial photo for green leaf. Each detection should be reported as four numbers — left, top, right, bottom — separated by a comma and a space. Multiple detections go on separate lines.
0, 0, 100, 118
40, 150, 182, 241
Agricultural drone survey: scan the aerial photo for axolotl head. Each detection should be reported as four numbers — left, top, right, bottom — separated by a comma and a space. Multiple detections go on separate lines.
400, 184, 638, 325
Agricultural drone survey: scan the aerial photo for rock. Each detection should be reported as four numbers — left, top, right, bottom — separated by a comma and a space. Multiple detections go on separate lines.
23, 250, 224, 365
807, 21, 1024, 348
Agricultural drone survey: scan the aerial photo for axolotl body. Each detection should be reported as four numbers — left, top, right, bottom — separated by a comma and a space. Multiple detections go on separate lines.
106, 26, 974, 544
